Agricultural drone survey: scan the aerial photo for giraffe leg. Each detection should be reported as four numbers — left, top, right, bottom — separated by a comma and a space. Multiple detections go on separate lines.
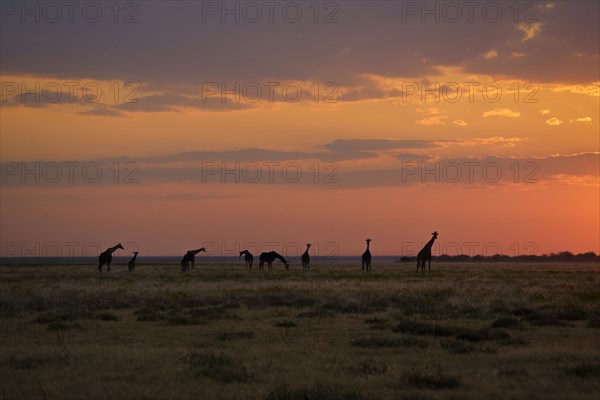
107, 261, 111, 272
428, 258, 431, 273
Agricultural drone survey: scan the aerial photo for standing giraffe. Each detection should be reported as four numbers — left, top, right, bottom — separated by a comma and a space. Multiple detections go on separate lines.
128, 252, 139, 274
98, 243, 124, 273
259, 251, 289, 271
416, 231, 438, 274
240, 250, 253, 269
180, 248, 205, 272
362, 238, 372, 273
301, 243, 311, 271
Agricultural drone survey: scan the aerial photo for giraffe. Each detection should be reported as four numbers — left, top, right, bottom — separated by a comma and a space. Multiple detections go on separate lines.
301, 243, 311, 271
128, 252, 139, 274
240, 250, 253, 269
416, 231, 438, 274
98, 243, 124, 273
362, 238, 372, 273
259, 251, 289, 271
180, 248, 205, 272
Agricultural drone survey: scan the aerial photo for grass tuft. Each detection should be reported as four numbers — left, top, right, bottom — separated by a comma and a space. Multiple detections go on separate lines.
215, 330, 254, 341
274, 320, 297, 328
265, 383, 367, 400
440, 339, 474, 354
180, 351, 251, 383
352, 336, 427, 349
351, 359, 389, 376
564, 362, 600, 378
402, 366, 462, 390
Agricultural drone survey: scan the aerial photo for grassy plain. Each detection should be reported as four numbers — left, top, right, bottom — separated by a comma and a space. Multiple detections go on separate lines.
1, 261, 599, 400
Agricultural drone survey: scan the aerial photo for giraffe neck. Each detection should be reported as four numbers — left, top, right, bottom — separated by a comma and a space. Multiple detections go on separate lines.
109, 245, 121, 254
273, 252, 286, 263
425, 236, 436, 250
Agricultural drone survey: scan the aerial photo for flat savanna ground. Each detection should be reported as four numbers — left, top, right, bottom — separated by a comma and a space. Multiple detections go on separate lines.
1, 262, 599, 400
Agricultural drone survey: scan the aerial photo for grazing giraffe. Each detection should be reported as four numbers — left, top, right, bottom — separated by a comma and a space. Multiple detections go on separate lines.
240, 250, 253, 269
301, 243, 311, 271
259, 251, 289, 271
361, 238, 372, 273
180, 248, 205, 272
98, 243, 124, 273
128, 252, 138, 274
416, 231, 438, 274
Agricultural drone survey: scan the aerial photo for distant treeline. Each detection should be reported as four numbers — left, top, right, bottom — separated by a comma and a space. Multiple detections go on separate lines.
399, 251, 600, 263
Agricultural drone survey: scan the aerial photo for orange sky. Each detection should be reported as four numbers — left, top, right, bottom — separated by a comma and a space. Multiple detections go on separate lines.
1, 1, 598, 257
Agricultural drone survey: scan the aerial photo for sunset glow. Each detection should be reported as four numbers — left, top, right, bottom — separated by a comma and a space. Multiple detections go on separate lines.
1, 1, 598, 257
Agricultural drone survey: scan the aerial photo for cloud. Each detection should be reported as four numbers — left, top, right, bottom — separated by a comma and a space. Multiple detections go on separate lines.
539, 109, 551, 115
2, 1, 597, 91
3, 151, 597, 189
393, 153, 431, 162
545, 117, 563, 126
482, 108, 521, 118
517, 23, 543, 42
457, 137, 527, 148
452, 120, 468, 127
416, 107, 447, 125
570, 117, 592, 123
79, 105, 128, 118
482, 50, 498, 60
324, 139, 441, 152
551, 85, 600, 97
416, 115, 447, 126
115, 93, 254, 113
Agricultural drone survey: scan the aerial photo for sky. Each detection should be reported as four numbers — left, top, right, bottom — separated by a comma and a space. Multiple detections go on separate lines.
1, 1, 599, 258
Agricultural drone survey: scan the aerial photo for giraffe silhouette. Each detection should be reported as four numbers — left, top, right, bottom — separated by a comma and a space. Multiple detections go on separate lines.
417, 231, 438, 274
362, 238, 372, 273
259, 251, 289, 271
98, 243, 124, 273
301, 243, 311, 271
180, 248, 205, 272
128, 252, 139, 274
240, 250, 253, 269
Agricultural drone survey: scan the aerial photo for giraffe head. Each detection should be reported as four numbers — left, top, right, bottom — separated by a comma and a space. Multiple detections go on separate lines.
432, 231, 438, 239
116, 243, 124, 250
133, 251, 138, 255
366, 238, 372, 244
306, 243, 311, 248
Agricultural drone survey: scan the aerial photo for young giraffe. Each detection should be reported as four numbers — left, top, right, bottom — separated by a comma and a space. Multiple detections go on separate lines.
240, 250, 253, 269
128, 252, 139, 274
259, 251, 289, 271
301, 243, 311, 271
361, 238, 372, 273
416, 231, 438, 274
98, 243, 124, 273
180, 248, 205, 272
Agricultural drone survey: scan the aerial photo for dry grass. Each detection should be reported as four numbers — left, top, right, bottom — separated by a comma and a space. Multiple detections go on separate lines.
0, 261, 599, 399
